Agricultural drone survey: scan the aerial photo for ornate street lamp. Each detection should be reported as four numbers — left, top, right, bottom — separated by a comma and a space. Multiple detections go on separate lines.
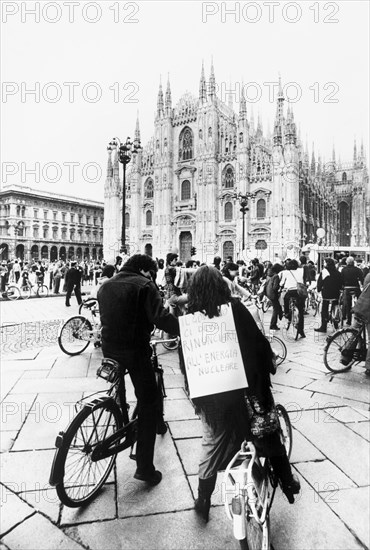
108, 136, 141, 254
234, 192, 256, 251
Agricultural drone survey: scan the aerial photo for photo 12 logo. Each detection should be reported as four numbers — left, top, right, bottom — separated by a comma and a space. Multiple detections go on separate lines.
201, 2, 340, 24
1, 2, 140, 24
2, 161, 103, 185
1, 82, 139, 104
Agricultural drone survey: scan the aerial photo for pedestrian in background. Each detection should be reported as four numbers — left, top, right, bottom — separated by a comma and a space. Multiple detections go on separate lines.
65, 261, 82, 307
314, 258, 343, 333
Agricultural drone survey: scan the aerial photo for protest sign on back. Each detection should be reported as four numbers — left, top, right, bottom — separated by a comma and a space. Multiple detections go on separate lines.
179, 304, 247, 398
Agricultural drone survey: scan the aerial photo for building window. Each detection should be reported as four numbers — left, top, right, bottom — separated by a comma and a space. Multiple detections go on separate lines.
342, 172, 347, 183
93, 217, 97, 225
144, 179, 154, 199
79, 215, 83, 224
16, 206, 20, 217
179, 126, 193, 161
146, 210, 152, 226
86, 216, 90, 225
223, 165, 235, 188
44, 211, 48, 220
256, 199, 266, 219
224, 202, 233, 222
53, 212, 57, 220
70, 230, 75, 241
62, 212, 66, 222
33, 226, 39, 239
43, 227, 49, 239
62, 228, 67, 239
125, 212, 130, 228
52, 227, 58, 239
181, 180, 191, 201
33, 209, 38, 219
70, 213, 75, 223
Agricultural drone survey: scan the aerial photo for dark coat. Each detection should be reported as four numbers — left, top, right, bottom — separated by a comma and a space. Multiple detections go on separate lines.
317, 268, 343, 299
98, 266, 179, 354
65, 267, 82, 286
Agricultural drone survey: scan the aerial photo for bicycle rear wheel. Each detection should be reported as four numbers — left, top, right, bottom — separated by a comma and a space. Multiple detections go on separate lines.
324, 328, 361, 373
240, 508, 269, 550
284, 305, 299, 341
5, 285, 21, 301
58, 316, 92, 356
37, 284, 49, 297
55, 400, 122, 507
276, 404, 293, 459
270, 336, 287, 366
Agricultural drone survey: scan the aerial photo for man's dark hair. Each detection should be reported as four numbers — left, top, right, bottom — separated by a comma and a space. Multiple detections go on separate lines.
124, 254, 158, 273
187, 266, 231, 318
213, 256, 221, 266
157, 258, 164, 269
286, 259, 299, 270
299, 255, 307, 265
166, 253, 178, 265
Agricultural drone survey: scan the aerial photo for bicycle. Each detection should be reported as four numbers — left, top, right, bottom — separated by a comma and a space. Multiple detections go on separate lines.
19, 276, 49, 299
58, 313, 102, 355
324, 318, 368, 373
323, 298, 343, 331
283, 295, 300, 341
243, 296, 287, 366
307, 287, 320, 316
1, 282, 21, 301
49, 338, 174, 507
224, 403, 293, 550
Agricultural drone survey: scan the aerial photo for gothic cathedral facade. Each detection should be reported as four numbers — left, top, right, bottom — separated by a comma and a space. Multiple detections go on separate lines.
104, 63, 369, 263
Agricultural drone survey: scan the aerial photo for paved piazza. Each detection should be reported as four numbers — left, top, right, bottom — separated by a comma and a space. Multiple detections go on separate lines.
0, 296, 369, 550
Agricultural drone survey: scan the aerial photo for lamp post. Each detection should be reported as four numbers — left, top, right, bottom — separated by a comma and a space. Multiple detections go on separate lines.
108, 136, 141, 254
234, 192, 256, 251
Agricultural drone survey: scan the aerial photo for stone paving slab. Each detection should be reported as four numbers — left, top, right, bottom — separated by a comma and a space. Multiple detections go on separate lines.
295, 459, 357, 490
346, 422, 370, 441
163, 397, 197, 421
0, 393, 37, 432
1, 512, 85, 550
290, 428, 325, 463
0, 490, 35, 536
169, 419, 203, 439
1, 449, 56, 490
270, 473, 364, 550
326, 406, 369, 423
19, 488, 61, 523
304, 377, 370, 405
325, 486, 370, 549
9, 376, 106, 395
64, 507, 240, 550
61, 484, 116, 525
175, 438, 201, 476
293, 411, 370, 486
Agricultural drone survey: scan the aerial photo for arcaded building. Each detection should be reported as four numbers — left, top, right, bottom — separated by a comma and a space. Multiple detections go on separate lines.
103, 63, 369, 263
0, 184, 104, 262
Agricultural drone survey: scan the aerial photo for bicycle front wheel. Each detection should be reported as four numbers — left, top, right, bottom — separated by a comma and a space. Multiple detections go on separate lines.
58, 316, 92, 356
37, 285, 49, 297
55, 400, 122, 507
270, 336, 287, 366
6, 285, 21, 301
276, 404, 293, 459
324, 328, 361, 373
240, 508, 269, 550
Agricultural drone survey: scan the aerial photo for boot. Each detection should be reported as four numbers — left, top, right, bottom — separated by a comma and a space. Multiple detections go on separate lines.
314, 326, 327, 333
270, 454, 300, 504
194, 475, 217, 522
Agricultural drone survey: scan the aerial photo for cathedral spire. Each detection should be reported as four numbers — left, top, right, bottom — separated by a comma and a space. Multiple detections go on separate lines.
135, 112, 141, 142
311, 143, 316, 175
353, 137, 357, 162
199, 60, 207, 103
157, 77, 164, 116
208, 58, 216, 100
273, 74, 284, 142
165, 75, 172, 113
113, 147, 120, 184
228, 78, 233, 110
239, 82, 247, 119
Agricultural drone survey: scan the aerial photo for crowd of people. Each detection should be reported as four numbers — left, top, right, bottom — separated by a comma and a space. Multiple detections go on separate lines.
2, 249, 369, 522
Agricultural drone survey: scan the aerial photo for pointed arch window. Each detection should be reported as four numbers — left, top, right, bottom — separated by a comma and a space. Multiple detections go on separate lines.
146, 210, 152, 226
144, 178, 154, 199
224, 201, 233, 222
179, 127, 193, 161
223, 165, 235, 188
181, 180, 191, 201
256, 199, 266, 219
342, 172, 347, 183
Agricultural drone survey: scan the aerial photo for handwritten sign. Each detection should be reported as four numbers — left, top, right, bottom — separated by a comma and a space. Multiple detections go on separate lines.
179, 304, 248, 398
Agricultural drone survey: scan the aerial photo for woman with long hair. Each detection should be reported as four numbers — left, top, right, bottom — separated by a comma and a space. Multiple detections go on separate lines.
186, 266, 300, 522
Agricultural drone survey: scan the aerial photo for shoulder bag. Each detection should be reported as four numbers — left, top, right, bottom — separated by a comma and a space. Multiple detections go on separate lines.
291, 270, 308, 299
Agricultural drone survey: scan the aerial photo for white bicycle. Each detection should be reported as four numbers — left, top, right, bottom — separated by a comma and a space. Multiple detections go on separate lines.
224, 404, 292, 550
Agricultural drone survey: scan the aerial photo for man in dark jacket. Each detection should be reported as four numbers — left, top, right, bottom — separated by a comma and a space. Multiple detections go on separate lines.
98, 254, 179, 486
65, 261, 82, 307
314, 258, 343, 332
341, 256, 364, 325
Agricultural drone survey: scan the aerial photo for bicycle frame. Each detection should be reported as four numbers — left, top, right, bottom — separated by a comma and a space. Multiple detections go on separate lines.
224, 440, 274, 543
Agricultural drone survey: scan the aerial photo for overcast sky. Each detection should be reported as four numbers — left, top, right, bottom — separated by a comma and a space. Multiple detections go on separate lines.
1, 0, 369, 202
